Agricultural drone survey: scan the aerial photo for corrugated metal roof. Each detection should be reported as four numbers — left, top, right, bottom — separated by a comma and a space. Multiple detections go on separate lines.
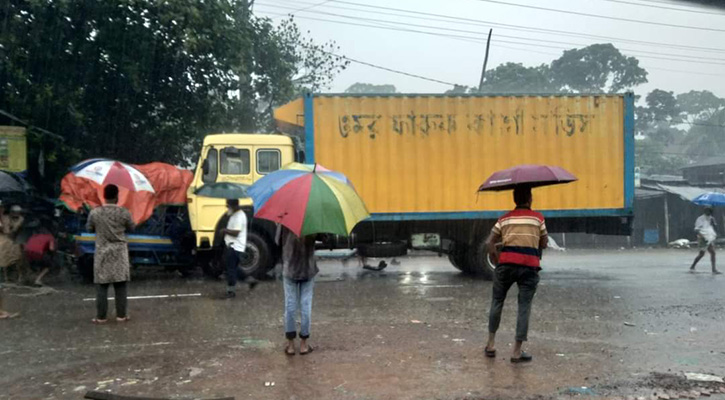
681, 156, 725, 170
656, 184, 725, 201
635, 188, 664, 199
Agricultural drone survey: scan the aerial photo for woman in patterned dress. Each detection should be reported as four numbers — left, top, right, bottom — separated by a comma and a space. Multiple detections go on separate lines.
86, 185, 135, 324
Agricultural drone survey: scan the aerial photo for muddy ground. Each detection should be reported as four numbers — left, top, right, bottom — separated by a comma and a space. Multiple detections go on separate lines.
1, 249, 724, 399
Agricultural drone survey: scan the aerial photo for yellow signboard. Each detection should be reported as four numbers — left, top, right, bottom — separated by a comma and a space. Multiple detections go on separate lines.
0, 126, 27, 172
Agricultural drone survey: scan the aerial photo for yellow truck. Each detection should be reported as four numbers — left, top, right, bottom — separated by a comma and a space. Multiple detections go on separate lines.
188, 93, 634, 279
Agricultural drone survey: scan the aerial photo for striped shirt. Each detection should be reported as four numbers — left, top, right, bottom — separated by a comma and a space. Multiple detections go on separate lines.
491, 207, 547, 269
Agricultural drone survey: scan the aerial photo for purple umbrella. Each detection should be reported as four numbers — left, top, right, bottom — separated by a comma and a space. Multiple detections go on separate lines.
478, 164, 577, 192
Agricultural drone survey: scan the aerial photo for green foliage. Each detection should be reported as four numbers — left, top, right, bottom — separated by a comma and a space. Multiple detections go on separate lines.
345, 83, 396, 94
477, 43, 648, 94
550, 44, 648, 93
479, 63, 555, 94
635, 138, 687, 176
0, 1, 346, 184
684, 109, 725, 159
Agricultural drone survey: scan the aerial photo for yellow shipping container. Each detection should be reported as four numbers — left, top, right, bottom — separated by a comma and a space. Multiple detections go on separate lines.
275, 93, 634, 221
0, 126, 28, 173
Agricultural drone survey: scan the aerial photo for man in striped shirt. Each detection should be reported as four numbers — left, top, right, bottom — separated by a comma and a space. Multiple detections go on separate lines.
484, 186, 547, 363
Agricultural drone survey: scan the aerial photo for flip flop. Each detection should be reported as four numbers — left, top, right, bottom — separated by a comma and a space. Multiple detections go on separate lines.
0, 312, 20, 319
484, 347, 496, 358
510, 351, 533, 363
300, 346, 315, 355
116, 316, 131, 322
285, 346, 296, 356
91, 318, 108, 324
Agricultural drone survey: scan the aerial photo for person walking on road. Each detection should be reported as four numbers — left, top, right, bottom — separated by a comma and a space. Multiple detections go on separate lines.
223, 199, 257, 298
279, 227, 318, 356
484, 186, 548, 363
86, 185, 135, 324
690, 207, 721, 274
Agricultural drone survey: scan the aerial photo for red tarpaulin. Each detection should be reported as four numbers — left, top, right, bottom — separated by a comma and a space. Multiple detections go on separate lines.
60, 161, 193, 224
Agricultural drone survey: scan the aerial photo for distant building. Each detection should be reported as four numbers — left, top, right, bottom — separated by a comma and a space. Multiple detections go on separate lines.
681, 156, 725, 185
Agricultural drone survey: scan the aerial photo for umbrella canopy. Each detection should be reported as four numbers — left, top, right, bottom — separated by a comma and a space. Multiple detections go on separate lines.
72, 159, 155, 193
194, 182, 249, 199
478, 164, 577, 192
248, 163, 369, 237
0, 171, 27, 194
692, 192, 725, 207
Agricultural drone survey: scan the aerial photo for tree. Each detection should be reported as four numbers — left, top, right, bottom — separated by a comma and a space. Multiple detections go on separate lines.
677, 90, 725, 126
479, 63, 555, 94
635, 138, 688, 175
684, 108, 725, 158
0, 1, 346, 185
550, 43, 648, 93
345, 83, 396, 94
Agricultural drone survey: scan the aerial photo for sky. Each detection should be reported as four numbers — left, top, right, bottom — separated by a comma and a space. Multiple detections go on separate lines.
253, 0, 725, 99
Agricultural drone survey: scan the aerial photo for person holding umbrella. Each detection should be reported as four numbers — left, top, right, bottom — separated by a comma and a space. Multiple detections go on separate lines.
478, 165, 576, 363
86, 184, 135, 324
248, 163, 370, 355
690, 206, 721, 274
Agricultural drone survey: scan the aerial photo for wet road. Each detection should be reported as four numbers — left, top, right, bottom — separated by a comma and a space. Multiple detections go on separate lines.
1, 249, 725, 400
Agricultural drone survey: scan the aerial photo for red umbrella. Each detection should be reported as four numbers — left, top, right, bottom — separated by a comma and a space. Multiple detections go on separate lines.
478, 164, 577, 192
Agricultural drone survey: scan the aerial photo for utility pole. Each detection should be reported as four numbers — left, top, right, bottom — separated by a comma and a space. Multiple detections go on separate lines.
478, 29, 493, 92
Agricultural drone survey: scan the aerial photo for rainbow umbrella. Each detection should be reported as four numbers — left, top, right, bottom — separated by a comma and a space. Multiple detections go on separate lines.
248, 163, 369, 237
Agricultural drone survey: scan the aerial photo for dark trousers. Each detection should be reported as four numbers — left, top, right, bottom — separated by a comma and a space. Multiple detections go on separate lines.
488, 264, 540, 342
96, 281, 128, 320
225, 247, 247, 291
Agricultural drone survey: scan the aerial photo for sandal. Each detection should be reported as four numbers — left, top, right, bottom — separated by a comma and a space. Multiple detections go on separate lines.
510, 351, 533, 363
300, 346, 315, 355
484, 347, 496, 358
285, 345, 296, 356
116, 316, 131, 322
92, 318, 108, 324
0, 312, 20, 319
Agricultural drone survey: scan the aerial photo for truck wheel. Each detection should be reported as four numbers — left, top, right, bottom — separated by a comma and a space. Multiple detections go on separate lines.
448, 244, 471, 273
463, 239, 495, 280
77, 254, 94, 283
238, 231, 273, 279
357, 241, 408, 258
200, 250, 224, 279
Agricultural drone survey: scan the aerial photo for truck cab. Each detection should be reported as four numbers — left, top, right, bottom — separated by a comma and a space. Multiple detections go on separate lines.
186, 134, 295, 277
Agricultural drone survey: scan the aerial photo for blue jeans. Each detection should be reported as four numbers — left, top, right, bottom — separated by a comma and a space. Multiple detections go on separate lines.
284, 277, 315, 339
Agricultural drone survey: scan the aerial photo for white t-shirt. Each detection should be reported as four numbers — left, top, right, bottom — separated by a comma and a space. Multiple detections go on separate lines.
225, 210, 247, 252
695, 214, 717, 243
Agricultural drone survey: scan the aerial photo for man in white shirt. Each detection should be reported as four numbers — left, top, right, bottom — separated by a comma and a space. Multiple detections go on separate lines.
690, 207, 721, 274
223, 199, 257, 297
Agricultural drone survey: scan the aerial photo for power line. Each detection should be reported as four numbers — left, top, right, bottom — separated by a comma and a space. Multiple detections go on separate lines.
262, 3, 725, 63
260, 0, 725, 54
312, 48, 464, 87
271, 0, 333, 19
474, 0, 725, 33
312, 0, 725, 53
600, 0, 725, 15
257, 4, 725, 67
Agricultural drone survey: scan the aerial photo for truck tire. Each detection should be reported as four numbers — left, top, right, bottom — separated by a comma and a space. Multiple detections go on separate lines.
464, 238, 495, 280
238, 231, 274, 279
357, 241, 408, 258
200, 249, 224, 279
448, 244, 471, 273
78, 254, 94, 283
